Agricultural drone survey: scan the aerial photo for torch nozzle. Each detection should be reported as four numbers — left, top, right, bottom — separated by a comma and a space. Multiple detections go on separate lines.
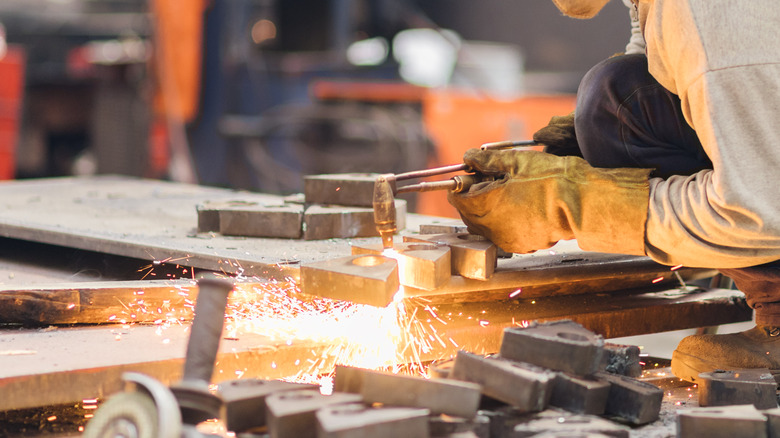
373, 175, 397, 250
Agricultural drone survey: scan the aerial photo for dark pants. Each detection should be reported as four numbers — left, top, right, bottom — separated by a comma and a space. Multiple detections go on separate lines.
575, 54, 780, 327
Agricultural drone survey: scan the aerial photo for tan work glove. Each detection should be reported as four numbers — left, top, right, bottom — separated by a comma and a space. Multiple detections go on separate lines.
448, 149, 652, 255
532, 111, 583, 158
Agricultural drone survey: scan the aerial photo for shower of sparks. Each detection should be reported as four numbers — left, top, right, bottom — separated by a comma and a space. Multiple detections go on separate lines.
115, 255, 502, 385
222, 278, 442, 380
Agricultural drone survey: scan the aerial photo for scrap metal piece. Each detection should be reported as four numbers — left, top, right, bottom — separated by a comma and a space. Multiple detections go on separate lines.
677, 404, 767, 438
450, 351, 555, 413
196, 200, 258, 232
217, 379, 316, 433
355, 367, 482, 418
300, 255, 399, 307
428, 358, 455, 380
594, 372, 663, 425
420, 221, 469, 235
303, 200, 407, 240
549, 373, 610, 415
266, 389, 363, 438
510, 413, 629, 438
333, 365, 366, 394
219, 203, 304, 239
698, 369, 778, 409
405, 233, 497, 280
304, 173, 378, 207
316, 402, 430, 438
499, 320, 605, 376
352, 242, 451, 290
602, 343, 642, 377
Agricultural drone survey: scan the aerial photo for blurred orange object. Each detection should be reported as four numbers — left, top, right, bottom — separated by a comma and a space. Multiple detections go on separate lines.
0, 45, 25, 180
418, 90, 576, 218
150, 0, 207, 122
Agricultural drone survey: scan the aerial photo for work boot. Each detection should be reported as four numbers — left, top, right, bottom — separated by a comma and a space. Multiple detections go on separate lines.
671, 325, 780, 382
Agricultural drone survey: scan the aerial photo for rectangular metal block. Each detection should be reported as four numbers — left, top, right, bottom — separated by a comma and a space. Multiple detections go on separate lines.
602, 343, 642, 377
218, 203, 304, 238
449, 351, 555, 413
217, 378, 317, 433
405, 233, 497, 280
304, 173, 378, 207
352, 242, 451, 290
197, 200, 261, 232
266, 389, 363, 438
419, 220, 469, 235
549, 372, 610, 415
509, 413, 630, 438
499, 320, 605, 376
594, 371, 663, 425
678, 405, 767, 438
300, 255, 399, 307
333, 365, 366, 394
355, 367, 482, 418
698, 369, 778, 409
316, 402, 430, 438
303, 200, 407, 240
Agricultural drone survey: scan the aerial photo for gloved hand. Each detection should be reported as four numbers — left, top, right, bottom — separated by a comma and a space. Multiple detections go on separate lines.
532, 111, 583, 158
448, 149, 652, 255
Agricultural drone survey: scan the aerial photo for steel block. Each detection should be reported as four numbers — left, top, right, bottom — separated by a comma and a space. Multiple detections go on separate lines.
303, 200, 407, 240
428, 358, 455, 380
266, 389, 363, 438
499, 320, 605, 376
677, 404, 767, 438
355, 367, 482, 418
218, 203, 304, 238
217, 378, 316, 433
549, 373, 610, 415
316, 402, 430, 438
405, 233, 497, 280
303, 173, 378, 207
333, 365, 366, 394
450, 351, 555, 413
300, 255, 400, 307
602, 343, 642, 377
419, 220, 469, 235
594, 372, 663, 425
197, 200, 260, 232
698, 369, 778, 409
352, 242, 451, 290
510, 413, 629, 438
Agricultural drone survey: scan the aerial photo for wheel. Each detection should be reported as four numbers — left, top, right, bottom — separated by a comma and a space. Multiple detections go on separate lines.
83, 391, 159, 438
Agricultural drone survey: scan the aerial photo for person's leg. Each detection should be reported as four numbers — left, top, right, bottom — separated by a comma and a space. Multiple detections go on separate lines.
575, 55, 780, 381
575, 54, 712, 178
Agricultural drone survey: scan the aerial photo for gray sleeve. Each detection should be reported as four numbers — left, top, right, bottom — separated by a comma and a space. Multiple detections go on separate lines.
621, 0, 645, 55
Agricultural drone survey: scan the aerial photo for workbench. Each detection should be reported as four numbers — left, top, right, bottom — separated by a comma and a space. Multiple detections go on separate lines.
0, 176, 752, 436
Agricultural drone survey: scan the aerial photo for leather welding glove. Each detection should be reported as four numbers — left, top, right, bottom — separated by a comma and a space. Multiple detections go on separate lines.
448, 149, 652, 255
532, 111, 582, 158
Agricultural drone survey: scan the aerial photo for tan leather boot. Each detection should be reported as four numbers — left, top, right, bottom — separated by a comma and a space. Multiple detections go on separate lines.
671, 326, 780, 382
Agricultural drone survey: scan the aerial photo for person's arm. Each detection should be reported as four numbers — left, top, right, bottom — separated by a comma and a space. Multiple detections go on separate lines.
642, 0, 780, 268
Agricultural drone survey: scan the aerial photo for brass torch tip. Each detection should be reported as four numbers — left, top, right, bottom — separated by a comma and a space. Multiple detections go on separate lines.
381, 232, 394, 250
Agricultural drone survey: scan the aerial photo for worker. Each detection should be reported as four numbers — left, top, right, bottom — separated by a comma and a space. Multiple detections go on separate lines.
448, 0, 780, 382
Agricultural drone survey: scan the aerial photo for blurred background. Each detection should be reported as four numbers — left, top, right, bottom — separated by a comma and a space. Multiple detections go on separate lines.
0, 0, 631, 217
